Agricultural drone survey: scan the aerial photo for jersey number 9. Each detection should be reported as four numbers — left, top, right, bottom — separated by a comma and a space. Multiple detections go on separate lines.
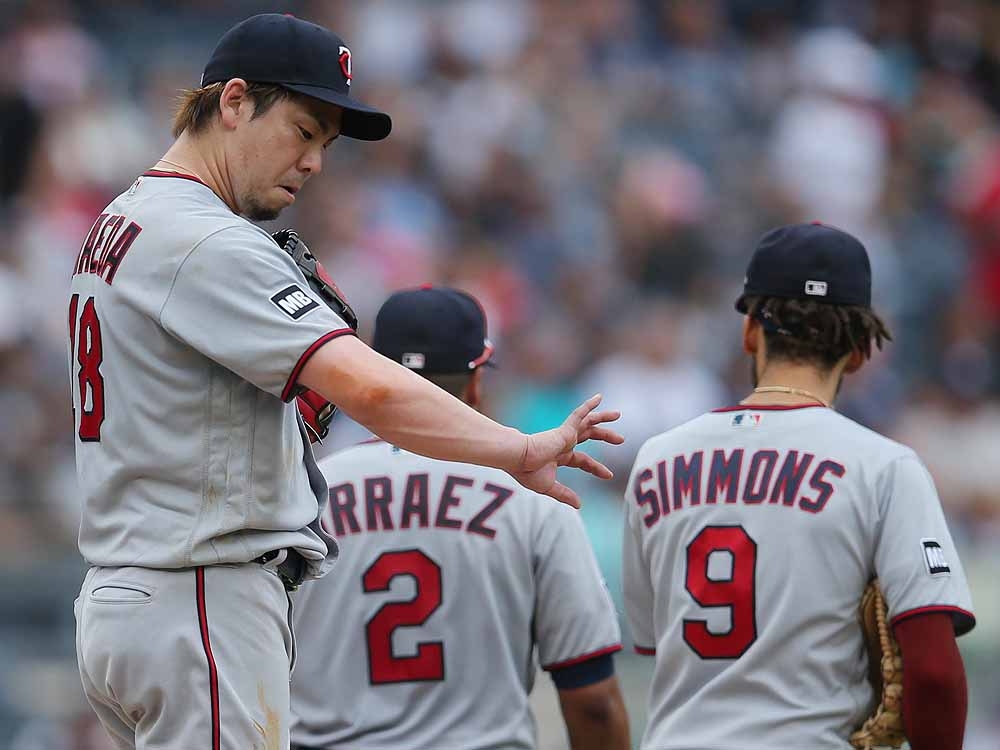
683, 525, 758, 659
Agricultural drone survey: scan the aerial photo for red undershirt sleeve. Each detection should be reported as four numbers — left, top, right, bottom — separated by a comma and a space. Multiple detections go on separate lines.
893, 612, 967, 750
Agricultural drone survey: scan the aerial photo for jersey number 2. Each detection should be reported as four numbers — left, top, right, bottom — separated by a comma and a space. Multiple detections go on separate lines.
362, 549, 445, 685
69, 294, 105, 442
683, 525, 758, 659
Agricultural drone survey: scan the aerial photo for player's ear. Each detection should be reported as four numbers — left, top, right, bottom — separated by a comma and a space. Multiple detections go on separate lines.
218, 78, 250, 129
465, 369, 484, 409
742, 316, 759, 355
843, 348, 865, 374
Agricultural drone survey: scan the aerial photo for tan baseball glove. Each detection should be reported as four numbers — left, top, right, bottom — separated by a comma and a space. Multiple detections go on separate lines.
850, 579, 906, 749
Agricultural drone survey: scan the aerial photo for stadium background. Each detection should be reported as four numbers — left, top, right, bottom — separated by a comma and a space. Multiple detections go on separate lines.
1, 0, 998, 747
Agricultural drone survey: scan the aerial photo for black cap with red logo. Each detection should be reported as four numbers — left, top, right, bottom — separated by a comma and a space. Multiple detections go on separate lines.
201, 13, 391, 141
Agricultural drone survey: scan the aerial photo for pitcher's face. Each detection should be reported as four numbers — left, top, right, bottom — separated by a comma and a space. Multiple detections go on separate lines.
230, 94, 342, 221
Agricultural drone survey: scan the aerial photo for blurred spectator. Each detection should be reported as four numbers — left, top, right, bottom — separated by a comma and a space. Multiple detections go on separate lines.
578, 297, 726, 478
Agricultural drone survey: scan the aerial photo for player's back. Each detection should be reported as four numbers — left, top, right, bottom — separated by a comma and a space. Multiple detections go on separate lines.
291, 439, 620, 750
624, 404, 921, 749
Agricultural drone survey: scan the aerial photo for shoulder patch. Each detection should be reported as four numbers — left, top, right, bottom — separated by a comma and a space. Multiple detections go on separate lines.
271, 284, 319, 320
921, 538, 951, 576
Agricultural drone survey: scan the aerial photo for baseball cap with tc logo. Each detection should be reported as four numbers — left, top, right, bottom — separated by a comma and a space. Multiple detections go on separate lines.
373, 286, 495, 375
735, 222, 872, 313
201, 13, 391, 141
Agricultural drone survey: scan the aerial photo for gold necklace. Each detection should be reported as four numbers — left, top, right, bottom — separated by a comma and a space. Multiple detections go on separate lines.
752, 385, 831, 408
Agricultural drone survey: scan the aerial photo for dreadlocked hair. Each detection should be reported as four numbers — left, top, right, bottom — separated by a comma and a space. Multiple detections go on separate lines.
744, 296, 892, 370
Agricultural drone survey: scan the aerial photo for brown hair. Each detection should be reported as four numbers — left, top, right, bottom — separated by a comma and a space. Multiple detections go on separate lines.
744, 296, 892, 369
171, 82, 304, 138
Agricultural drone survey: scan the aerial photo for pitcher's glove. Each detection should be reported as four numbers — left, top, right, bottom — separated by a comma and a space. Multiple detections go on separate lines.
273, 229, 359, 443
849, 579, 906, 749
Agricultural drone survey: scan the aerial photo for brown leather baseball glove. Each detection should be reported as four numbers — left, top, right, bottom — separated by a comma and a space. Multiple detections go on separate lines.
850, 579, 906, 749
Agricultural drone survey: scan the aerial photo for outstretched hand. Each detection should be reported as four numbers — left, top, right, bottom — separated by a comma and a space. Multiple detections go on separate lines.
509, 394, 624, 508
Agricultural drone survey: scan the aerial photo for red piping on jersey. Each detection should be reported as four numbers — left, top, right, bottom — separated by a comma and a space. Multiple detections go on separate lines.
543, 644, 622, 671
195, 568, 221, 750
891, 605, 976, 635
142, 169, 212, 189
281, 328, 356, 402
634, 645, 656, 656
712, 404, 827, 413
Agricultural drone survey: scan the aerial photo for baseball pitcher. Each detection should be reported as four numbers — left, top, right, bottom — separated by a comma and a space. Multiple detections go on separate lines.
290, 287, 630, 750
69, 14, 622, 750
622, 223, 975, 750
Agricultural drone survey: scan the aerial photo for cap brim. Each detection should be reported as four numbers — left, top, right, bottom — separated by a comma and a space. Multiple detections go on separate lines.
283, 83, 392, 141
735, 294, 749, 314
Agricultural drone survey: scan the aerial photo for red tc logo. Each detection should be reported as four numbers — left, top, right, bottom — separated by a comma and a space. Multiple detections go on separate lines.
338, 45, 352, 85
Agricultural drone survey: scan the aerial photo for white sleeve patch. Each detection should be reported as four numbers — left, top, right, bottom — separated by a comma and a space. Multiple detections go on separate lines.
921, 538, 951, 576
271, 284, 320, 320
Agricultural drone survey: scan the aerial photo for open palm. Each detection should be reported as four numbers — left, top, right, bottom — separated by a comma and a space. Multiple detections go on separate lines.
510, 394, 624, 507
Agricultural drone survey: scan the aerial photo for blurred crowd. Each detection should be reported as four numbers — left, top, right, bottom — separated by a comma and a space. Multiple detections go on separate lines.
1, 0, 999, 747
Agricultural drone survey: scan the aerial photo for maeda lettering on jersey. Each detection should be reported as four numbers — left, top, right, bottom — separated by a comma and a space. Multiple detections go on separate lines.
73, 212, 143, 284
271, 284, 320, 319
922, 538, 951, 576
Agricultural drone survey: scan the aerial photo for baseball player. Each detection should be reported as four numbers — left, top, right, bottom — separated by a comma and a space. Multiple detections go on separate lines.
622, 223, 976, 750
289, 286, 630, 750
69, 14, 622, 750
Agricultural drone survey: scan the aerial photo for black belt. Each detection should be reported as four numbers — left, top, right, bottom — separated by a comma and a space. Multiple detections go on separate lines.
254, 548, 307, 591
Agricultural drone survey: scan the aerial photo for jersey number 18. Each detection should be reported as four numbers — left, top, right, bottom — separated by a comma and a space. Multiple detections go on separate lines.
69, 294, 106, 442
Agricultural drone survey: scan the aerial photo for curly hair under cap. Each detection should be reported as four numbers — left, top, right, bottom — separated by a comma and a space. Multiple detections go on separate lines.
744, 296, 892, 369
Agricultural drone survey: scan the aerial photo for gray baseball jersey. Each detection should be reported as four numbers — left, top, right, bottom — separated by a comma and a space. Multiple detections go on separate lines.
622, 404, 975, 750
290, 439, 621, 750
67, 170, 350, 577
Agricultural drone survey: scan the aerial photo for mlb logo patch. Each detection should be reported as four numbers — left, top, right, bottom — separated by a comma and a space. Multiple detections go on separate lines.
805, 280, 828, 297
401, 352, 426, 370
731, 411, 762, 427
921, 539, 951, 576
271, 285, 319, 320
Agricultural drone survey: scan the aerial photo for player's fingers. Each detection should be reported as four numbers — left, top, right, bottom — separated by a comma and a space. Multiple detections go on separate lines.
544, 481, 582, 509
581, 425, 625, 445
563, 451, 614, 480
583, 409, 621, 427
566, 393, 603, 426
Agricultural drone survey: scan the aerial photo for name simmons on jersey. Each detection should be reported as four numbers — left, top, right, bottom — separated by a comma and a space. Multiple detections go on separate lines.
323, 473, 513, 539
633, 449, 844, 528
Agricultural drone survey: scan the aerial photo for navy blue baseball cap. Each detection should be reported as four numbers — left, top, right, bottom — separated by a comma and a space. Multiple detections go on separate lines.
201, 14, 391, 141
373, 286, 495, 375
735, 222, 872, 313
